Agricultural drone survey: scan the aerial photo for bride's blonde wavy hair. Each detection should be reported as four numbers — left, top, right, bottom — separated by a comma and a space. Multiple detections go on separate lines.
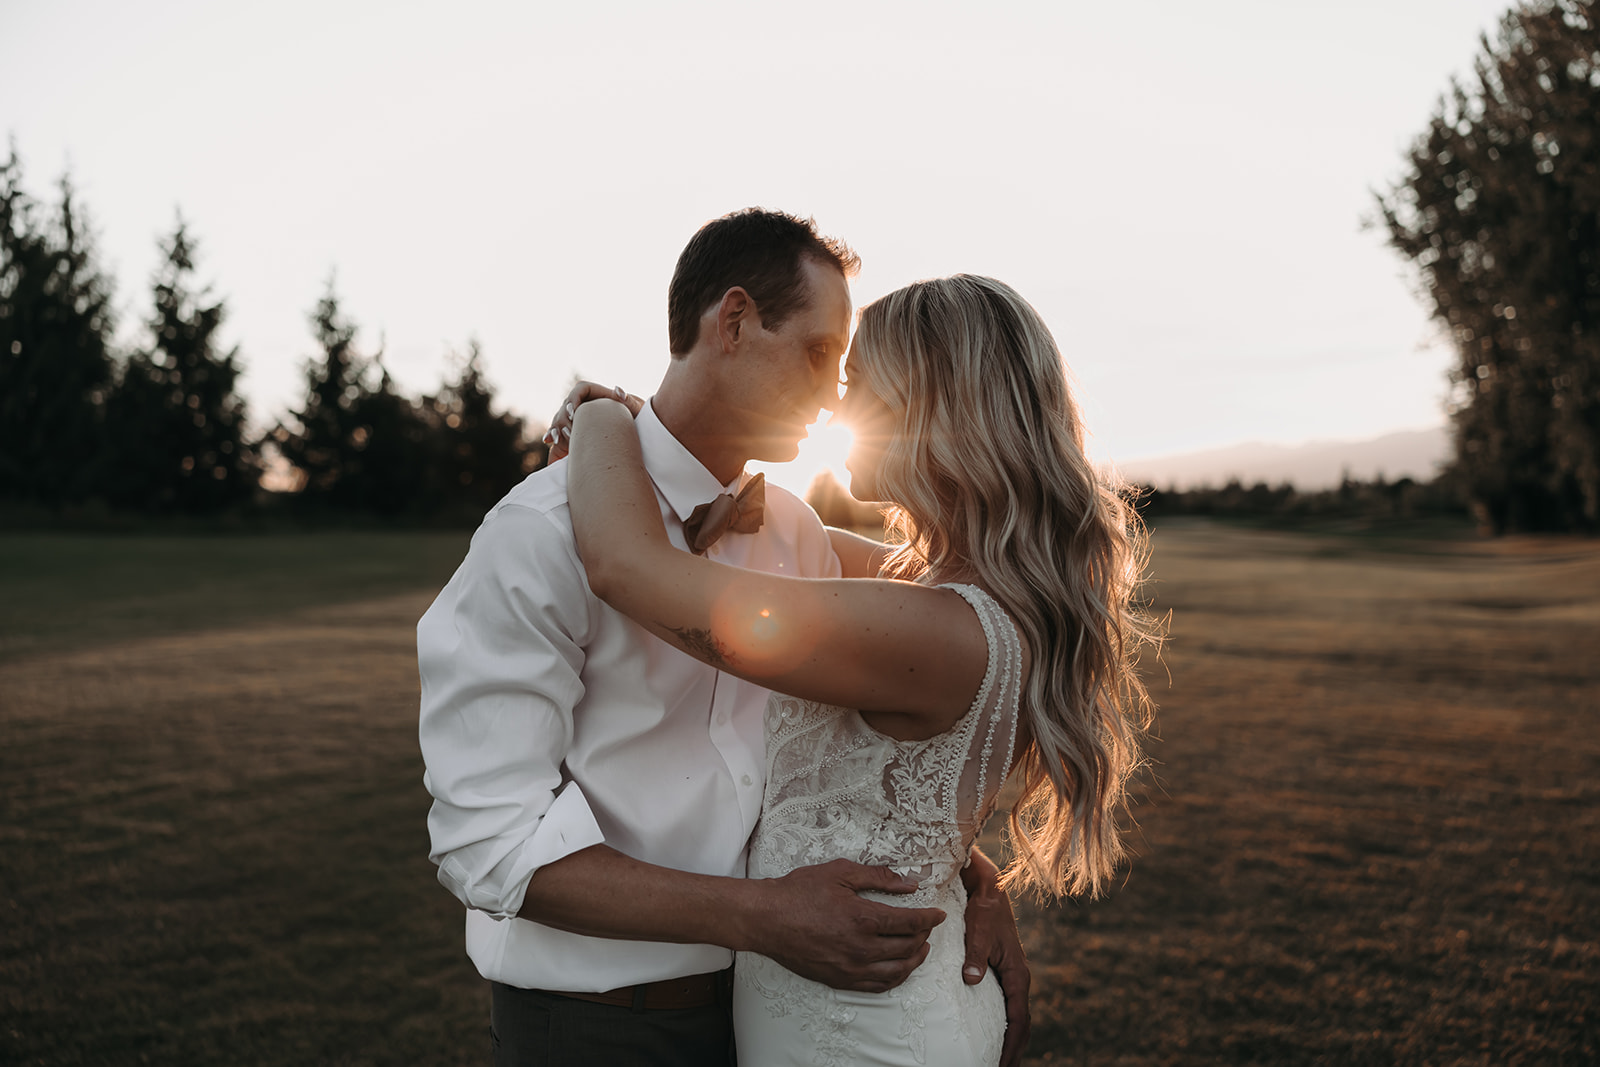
850, 274, 1160, 899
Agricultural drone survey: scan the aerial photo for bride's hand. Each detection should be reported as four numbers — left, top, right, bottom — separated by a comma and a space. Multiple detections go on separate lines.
544, 381, 645, 462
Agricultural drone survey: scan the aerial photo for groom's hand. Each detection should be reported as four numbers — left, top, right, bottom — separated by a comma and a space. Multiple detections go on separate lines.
961, 850, 1031, 1067
745, 859, 946, 994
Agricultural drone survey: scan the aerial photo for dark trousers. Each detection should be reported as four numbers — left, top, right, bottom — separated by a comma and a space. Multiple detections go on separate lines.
489, 979, 735, 1067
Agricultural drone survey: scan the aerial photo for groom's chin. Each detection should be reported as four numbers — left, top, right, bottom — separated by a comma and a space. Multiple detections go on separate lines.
749, 437, 805, 465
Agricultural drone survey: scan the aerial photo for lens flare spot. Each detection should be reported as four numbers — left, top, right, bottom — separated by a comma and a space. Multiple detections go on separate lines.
710, 592, 820, 673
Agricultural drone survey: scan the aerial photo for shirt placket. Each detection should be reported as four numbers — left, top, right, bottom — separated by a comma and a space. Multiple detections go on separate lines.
703, 537, 764, 830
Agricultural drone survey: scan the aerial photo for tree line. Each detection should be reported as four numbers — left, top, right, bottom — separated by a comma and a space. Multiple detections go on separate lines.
1132, 475, 1470, 527
0, 144, 545, 525
4, 2, 1596, 535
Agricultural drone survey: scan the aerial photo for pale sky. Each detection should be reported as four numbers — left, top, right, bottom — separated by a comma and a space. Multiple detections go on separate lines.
2, 0, 1513, 492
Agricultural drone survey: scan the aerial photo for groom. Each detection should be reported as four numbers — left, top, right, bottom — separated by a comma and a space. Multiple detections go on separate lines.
418, 208, 1029, 1066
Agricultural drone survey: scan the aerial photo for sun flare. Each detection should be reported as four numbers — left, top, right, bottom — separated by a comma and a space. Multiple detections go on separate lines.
749, 410, 855, 499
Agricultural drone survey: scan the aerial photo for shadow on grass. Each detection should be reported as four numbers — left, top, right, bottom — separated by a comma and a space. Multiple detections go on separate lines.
0, 531, 471, 662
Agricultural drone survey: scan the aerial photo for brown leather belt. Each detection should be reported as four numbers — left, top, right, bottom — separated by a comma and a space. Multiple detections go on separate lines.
549, 968, 728, 1011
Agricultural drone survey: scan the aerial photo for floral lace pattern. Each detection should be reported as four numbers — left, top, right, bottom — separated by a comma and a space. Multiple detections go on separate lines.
737, 950, 861, 1067
734, 584, 1022, 1066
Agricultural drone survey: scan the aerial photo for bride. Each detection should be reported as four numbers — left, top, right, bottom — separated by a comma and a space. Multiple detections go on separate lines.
563, 274, 1157, 1066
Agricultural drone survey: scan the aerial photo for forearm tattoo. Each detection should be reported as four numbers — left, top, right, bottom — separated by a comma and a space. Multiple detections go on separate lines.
663, 624, 733, 670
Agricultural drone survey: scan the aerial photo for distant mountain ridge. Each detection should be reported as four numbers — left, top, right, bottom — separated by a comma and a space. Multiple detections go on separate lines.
1113, 426, 1451, 491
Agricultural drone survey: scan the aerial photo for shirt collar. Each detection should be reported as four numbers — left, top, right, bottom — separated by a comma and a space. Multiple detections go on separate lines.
637, 398, 744, 524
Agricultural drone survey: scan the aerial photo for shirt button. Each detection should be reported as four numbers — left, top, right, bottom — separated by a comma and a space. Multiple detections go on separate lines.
741, 774, 753, 787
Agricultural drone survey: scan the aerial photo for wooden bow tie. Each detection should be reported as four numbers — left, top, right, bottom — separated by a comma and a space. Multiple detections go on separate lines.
683, 473, 766, 554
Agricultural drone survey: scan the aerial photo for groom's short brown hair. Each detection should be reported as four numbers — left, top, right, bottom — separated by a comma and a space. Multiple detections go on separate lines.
668, 208, 860, 358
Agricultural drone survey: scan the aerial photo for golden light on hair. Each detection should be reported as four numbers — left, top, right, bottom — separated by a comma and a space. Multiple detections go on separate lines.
850, 274, 1161, 901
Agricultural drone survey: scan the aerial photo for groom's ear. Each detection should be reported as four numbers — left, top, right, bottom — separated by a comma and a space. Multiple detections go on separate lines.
714, 286, 757, 353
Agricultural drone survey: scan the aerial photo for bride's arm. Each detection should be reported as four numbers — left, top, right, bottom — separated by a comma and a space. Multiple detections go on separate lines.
826, 525, 889, 579
569, 400, 985, 725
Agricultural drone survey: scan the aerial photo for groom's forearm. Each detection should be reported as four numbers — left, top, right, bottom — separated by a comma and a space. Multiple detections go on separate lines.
516, 844, 766, 949
515, 846, 946, 993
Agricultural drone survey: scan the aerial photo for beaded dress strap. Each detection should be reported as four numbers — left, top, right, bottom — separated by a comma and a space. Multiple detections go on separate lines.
938, 583, 1024, 816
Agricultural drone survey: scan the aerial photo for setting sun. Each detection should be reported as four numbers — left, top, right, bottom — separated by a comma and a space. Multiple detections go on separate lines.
749, 410, 856, 499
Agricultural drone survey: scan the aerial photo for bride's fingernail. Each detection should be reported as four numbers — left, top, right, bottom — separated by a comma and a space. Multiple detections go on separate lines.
565, 402, 576, 418
615, 385, 627, 398
963, 965, 982, 978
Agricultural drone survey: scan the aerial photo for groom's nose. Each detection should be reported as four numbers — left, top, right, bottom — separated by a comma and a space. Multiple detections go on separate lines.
808, 366, 837, 410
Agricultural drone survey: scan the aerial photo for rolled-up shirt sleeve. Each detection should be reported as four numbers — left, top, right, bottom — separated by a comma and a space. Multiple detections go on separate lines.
418, 503, 605, 921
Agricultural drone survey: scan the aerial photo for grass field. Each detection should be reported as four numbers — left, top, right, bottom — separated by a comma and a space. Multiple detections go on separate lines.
0, 532, 473, 663
1, 522, 1596, 1065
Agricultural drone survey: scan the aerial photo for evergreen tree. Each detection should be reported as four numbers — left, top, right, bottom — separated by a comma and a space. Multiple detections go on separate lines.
421, 341, 546, 517
105, 219, 257, 512
345, 357, 435, 517
270, 281, 433, 516
269, 282, 369, 507
1378, 0, 1600, 533
0, 148, 116, 505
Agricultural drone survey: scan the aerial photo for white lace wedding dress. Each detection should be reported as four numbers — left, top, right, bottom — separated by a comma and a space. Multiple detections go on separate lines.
733, 584, 1023, 1067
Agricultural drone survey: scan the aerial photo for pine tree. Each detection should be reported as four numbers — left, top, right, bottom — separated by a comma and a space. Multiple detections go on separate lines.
269, 282, 368, 508
270, 281, 434, 516
105, 219, 257, 513
0, 148, 116, 505
421, 341, 545, 518
344, 357, 434, 517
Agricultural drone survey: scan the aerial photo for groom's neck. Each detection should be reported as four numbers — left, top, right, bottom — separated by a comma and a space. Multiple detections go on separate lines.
651, 377, 750, 486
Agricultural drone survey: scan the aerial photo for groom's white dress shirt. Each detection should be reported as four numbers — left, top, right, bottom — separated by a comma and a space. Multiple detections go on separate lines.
418, 401, 840, 993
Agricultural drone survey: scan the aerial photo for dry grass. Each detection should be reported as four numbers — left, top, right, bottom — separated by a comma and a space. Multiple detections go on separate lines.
1, 522, 1596, 1065
0, 594, 480, 1065
1013, 520, 1600, 1066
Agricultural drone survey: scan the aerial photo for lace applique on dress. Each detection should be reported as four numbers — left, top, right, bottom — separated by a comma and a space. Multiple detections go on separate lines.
737, 952, 860, 1067
733, 584, 1023, 1067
